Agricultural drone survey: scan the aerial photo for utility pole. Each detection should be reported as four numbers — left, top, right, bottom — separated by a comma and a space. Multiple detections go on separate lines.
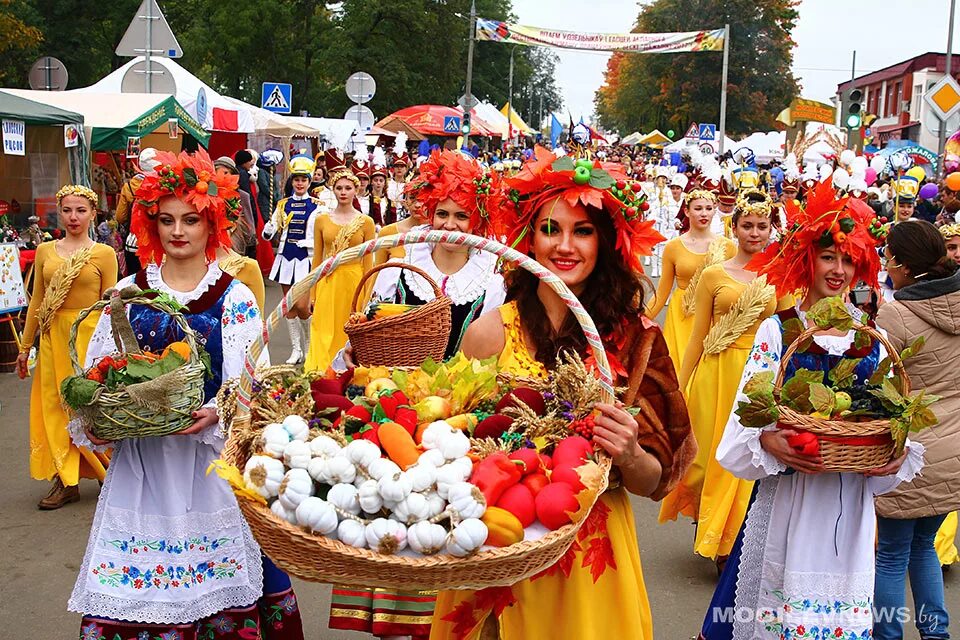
939, 0, 956, 178
508, 47, 514, 142
463, 0, 477, 147
718, 23, 730, 153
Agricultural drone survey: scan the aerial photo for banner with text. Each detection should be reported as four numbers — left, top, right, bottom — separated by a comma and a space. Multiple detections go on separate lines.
476, 19, 725, 53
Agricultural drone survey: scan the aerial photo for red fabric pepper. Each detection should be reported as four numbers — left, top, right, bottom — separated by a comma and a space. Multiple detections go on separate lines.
469, 452, 523, 506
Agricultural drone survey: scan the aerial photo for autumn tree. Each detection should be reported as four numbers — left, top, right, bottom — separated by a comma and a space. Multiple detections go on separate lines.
0, 0, 44, 86
594, 0, 800, 136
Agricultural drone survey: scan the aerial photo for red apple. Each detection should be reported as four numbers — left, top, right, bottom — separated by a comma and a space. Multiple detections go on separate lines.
535, 483, 579, 530
497, 484, 537, 528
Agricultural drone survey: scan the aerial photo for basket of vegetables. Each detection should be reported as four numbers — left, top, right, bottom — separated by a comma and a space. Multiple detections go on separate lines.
735, 297, 938, 472
216, 230, 615, 590
344, 262, 452, 367
61, 287, 207, 441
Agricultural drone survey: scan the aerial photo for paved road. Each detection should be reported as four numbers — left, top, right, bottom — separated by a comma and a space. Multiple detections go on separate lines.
1, 279, 953, 638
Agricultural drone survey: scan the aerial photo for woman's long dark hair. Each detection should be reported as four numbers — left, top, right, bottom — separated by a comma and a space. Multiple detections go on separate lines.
505, 204, 650, 367
887, 220, 958, 281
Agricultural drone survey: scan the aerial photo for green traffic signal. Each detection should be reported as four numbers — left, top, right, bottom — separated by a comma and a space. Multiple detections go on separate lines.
846, 113, 861, 129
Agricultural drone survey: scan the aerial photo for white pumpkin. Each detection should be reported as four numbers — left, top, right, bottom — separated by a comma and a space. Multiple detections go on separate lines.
337, 518, 368, 549
378, 471, 413, 504
446, 518, 488, 557
328, 483, 361, 515
358, 479, 384, 514
420, 421, 455, 450
309, 456, 357, 485
344, 439, 382, 468
283, 439, 312, 470
407, 521, 448, 555
446, 481, 487, 519
392, 492, 430, 524
259, 423, 290, 459
365, 518, 408, 554
423, 491, 446, 518
405, 463, 438, 493
277, 468, 314, 511
437, 430, 470, 461
435, 463, 470, 499
296, 497, 339, 535
418, 448, 446, 468
449, 456, 474, 478
243, 455, 285, 499
282, 414, 311, 441
309, 435, 342, 459
270, 498, 299, 525
367, 458, 401, 481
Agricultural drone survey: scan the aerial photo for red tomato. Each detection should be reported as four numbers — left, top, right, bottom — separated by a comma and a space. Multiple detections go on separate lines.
549, 464, 585, 492
521, 472, 549, 497
552, 436, 593, 467
535, 483, 579, 530
508, 449, 542, 476
496, 484, 536, 528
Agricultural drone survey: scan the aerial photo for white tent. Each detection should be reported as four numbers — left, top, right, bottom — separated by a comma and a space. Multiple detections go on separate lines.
221, 96, 316, 138
663, 136, 736, 155
75, 57, 254, 134
287, 116, 358, 150
621, 131, 643, 145
729, 132, 786, 164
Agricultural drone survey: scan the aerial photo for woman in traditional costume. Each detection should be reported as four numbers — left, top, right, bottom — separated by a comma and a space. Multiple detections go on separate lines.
373, 184, 427, 267
263, 154, 323, 364
659, 189, 793, 567
698, 182, 924, 640
67, 149, 303, 640
17, 185, 117, 509
429, 147, 695, 640
304, 163, 376, 372
645, 189, 736, 373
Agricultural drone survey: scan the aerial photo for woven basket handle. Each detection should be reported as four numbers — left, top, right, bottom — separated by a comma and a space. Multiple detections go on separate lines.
772, 320, 912, 399
350, 263, 445, 313
68, 287, 202, 376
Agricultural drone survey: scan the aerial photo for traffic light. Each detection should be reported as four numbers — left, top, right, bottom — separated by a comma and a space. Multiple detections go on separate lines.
461, 113, 471, 136
844, 88, 863, 129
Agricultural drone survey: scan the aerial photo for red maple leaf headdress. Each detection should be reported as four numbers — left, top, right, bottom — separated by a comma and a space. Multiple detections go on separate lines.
497, 146, 664, 272
409, 149, 510, 237
131, 148, 240, 266
747, 180, 884, 297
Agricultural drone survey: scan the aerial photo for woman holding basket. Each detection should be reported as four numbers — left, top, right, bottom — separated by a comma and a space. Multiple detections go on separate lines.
67, 149, 303, 640
698, 182, 925, 640
429, 147, 695, 640
17, 185, 117, 510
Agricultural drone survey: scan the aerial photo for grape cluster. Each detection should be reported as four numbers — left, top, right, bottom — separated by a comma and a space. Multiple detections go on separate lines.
847, 385, 885, 416
345, 384, 366, 400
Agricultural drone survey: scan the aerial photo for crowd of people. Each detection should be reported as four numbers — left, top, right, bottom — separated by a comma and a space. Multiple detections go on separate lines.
14, 134, 960, 640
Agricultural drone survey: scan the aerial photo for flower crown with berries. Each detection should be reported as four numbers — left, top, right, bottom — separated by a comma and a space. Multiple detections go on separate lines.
499, 146, 664, 272
408, 149, 509, 237
747, 180, 883, 296
131, 148, 241, 265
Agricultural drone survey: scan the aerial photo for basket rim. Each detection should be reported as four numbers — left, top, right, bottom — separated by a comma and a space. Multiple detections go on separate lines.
344, 295, 452, 336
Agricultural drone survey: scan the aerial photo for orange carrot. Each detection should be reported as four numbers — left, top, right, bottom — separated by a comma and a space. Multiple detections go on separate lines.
379, 421, 420, 470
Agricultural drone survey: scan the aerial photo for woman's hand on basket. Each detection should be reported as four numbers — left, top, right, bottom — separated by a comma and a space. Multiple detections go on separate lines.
176, 408, 218, 436
862, 451, 908, 477
15, 352, 28, 379
592, 402, 662, 496
759, 428, 825, 474
342, 344, 356, 369
84, 429, 112, 447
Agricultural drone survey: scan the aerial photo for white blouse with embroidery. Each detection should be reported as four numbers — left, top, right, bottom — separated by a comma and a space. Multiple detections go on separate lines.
67, 263, 265, 624
717, 304, 925, 640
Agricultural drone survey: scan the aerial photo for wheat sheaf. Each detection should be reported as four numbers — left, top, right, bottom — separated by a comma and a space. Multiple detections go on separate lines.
702, 275, 775, 355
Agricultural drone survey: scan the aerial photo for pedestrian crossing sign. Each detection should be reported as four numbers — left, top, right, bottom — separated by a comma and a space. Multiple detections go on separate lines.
262, 82, 292, 114
443, 116, 461, 134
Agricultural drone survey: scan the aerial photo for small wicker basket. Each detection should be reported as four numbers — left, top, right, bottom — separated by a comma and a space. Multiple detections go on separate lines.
223, 230, 616, 590
67, 287, 206, 441
773, 322, 909, 472
344, 263, 452, 367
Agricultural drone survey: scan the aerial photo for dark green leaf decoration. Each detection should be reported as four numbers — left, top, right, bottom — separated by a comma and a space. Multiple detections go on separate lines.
806, 296, 853, 332
207, 181, 219, 196
588, 168, 615, 189
183, 167, 198, 187
552, 156, 575, 172
780, 368, 823, 413
828, 358, 862, 389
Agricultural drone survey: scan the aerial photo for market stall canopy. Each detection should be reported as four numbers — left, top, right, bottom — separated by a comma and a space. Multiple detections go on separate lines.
0, 90, 83, 125
620, 131, 643, 145
637, 130, 672, 147
381, 105, 500, 138
75, 57, 254, 134
287, 116, 358, 149
221, 96, 316, 138
374, 115, 426, 142
2, 88, 207, 150
499, 103, 535, 136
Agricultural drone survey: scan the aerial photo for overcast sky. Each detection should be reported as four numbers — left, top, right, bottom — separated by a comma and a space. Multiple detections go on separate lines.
514, 0, 958, 124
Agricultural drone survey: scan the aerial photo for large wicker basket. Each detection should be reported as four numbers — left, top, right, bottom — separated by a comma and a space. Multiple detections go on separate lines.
222, 230, 615, 590
773, 321, 908, 472
344, 262, 452, 367
67, 287, 206, 441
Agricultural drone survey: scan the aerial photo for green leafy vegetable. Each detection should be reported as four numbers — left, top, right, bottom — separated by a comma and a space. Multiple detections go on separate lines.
808, 383, 836, 415
735, 398, 780, 427
60, 377, 100, 409
828, 358, 862, 389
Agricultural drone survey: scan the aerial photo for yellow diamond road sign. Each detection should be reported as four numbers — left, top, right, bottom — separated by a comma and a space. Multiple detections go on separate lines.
925, 75, 960, 120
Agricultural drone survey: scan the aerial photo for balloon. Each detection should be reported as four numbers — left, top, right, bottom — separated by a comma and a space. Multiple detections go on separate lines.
919, 183, 939, 200
667, 129, 675, 138
851, 156, 868, 173
865, 167, 878, 186
840, 149, 856, 166
870, 155, 888, 172
906, 166, 926, 182
946, 172, 960, 191
832, 168, 850, 190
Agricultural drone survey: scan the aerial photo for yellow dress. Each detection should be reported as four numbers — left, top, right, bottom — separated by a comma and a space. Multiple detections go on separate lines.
430, 302, 653, 640
304, 213, 375, 372
658, 265, 790, 558
24, 242, 117, 486
218, 252, 265, 312
936, 512, 959, 565
644, 237, 736, 374
373, 221, 408, 267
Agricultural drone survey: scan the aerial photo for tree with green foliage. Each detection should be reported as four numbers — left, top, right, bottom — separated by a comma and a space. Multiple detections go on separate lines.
595, 0, 800, 136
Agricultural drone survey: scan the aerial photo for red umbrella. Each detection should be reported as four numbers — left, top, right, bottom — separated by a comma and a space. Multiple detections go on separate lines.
382, 105, 500, 138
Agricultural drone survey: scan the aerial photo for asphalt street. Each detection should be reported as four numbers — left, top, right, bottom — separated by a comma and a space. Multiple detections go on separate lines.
1, 278, 954, 639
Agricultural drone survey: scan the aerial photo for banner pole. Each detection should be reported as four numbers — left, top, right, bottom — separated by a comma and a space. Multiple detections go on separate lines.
464, 0, 477, 147
508, 46, 515, 142
718, 23, 730, 154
